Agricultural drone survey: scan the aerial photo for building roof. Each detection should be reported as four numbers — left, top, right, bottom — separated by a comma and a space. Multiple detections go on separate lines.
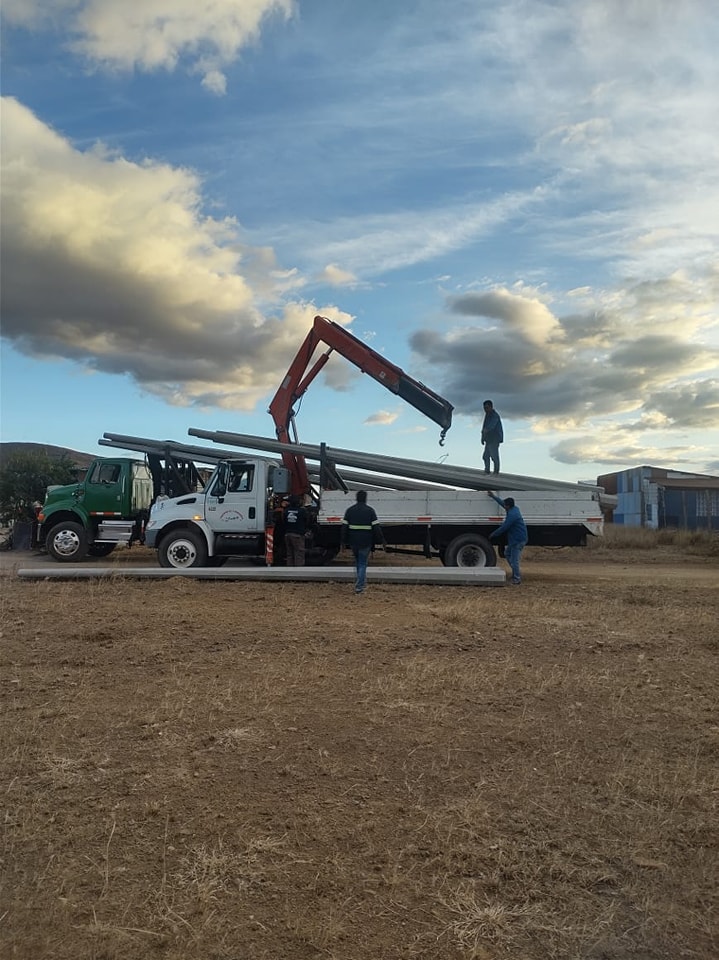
597, 466, 719, 489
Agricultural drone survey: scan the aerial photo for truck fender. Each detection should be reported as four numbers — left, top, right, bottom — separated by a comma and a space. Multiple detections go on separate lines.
39, 508, 89, 544
176, 519, 215, 554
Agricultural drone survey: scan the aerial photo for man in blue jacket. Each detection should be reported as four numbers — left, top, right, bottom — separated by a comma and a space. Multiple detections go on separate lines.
487, 491, 527, 585
481, 400, 504, 474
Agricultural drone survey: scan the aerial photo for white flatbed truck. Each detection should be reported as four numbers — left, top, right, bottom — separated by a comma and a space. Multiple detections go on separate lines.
143, 453, 603, 568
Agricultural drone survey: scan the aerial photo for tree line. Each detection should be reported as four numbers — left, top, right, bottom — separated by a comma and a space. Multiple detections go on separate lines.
0, 451, 77, 523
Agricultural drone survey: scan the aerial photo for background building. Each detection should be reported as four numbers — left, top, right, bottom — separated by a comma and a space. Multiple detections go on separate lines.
597, 466, 719, 530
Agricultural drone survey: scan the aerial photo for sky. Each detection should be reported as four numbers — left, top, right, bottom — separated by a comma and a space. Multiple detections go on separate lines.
1, 0, 718, 483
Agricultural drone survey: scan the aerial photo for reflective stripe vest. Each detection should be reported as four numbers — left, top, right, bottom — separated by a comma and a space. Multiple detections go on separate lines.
341, 502, 385, 549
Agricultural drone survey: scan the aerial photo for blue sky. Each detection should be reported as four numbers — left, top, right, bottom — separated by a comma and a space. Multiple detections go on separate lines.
1, 0, 718, 482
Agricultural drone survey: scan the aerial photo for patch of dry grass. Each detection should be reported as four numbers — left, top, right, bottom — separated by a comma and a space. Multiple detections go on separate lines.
1, 560, 717, 960
589, 523, 719, 555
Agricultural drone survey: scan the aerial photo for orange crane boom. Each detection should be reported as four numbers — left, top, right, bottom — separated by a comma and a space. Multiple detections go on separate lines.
268, 315, 454, 494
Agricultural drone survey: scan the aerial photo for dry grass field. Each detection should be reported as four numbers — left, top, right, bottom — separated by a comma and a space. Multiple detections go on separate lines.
1, 528, 718, 960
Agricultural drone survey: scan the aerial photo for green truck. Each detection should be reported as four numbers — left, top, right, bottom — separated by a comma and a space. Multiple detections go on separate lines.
37, 458, 153, 562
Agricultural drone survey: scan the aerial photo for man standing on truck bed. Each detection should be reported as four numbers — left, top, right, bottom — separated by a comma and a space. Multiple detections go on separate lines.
481, 400, 504, 474
341, 490, 386, 594
487, 491, 527, 585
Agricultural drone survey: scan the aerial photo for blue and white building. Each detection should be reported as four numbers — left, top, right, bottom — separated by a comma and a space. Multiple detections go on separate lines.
596, 467, 719, 530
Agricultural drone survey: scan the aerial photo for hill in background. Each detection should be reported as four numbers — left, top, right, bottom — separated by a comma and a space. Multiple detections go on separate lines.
0, 442, 96, 470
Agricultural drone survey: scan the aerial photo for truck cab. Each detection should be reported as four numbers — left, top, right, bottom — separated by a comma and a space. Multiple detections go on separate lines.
145, 458, 291, 567
38, 457, 152, 562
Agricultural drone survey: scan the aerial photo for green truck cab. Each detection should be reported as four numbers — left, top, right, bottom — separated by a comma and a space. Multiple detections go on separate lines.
37, 458, 153, 562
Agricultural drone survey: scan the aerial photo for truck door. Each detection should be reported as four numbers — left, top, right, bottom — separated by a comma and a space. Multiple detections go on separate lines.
83, 460, 125, 517
204, 462, 262, 534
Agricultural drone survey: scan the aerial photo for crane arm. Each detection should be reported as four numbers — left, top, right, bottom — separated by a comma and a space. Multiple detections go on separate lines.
268, 315, 454, 494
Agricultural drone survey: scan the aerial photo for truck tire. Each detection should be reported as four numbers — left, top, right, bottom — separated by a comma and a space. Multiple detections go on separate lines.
45, 521, 89, 562
443, 533, 496, 568
88, 543, 117, 558
158, 529, 208, 568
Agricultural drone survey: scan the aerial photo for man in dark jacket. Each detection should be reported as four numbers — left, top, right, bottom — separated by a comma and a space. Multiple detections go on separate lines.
481, 400, 504, 474
341, 490, 386, 594
488, 491, 527, 585
283, 494, 308, 566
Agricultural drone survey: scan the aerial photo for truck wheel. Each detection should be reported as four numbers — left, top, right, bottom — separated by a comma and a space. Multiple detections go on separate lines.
45, 521, 89, 562
159, 529, 208, 568
88, 543, 117, 558
443, 533, 496, 568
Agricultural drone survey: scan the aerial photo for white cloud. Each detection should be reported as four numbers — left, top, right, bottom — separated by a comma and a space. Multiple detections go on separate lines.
551, 437, 709, 470
1, 0, 294, 93
274, 188, 546, 279
253, 0, 718, 290
643, 380, 719, 430
418, 271, 719, 472
316, 264, 358, 287
0, 97, 355, 408
201, 70, 227, 96
364, 410, 399, 426
449, 288, 562, 347
409, 280, 719, 437
319, 353, 361, 392
491, 1, 719, 280
3, 1, 718, 476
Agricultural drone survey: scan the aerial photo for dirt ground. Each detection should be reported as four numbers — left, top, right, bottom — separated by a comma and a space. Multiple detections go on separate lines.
1, 545, 717, 960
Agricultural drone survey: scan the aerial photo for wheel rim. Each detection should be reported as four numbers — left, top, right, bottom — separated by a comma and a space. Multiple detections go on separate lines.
456, 544, 487, 567
52, 529, 82, 557
166, 537, 198, 568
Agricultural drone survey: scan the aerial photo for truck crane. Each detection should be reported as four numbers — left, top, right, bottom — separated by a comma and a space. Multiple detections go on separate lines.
38, 315, 604, 568
268, 315, 454, 494
139, 315, 602, 569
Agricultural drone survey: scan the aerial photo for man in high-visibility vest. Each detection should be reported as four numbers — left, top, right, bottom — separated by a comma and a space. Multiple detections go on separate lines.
341, 490, 386, 594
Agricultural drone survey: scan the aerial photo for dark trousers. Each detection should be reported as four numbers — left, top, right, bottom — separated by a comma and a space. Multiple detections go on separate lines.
285, 533, 306, 566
